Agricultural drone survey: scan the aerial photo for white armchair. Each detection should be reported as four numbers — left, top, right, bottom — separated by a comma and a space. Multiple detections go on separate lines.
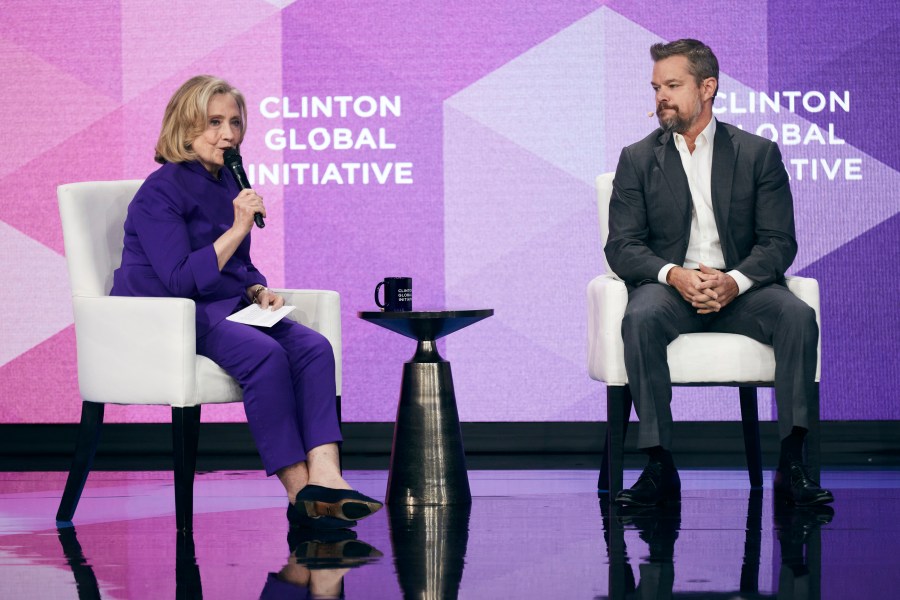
587, 172, 821, 496
56, 180, 343, 531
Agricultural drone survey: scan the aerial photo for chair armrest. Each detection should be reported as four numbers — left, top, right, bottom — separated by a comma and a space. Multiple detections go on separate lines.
587, 274, 628, 385
784, 276, 820, 317
72, 296, 197, 405
784, 276, 821, 382
272, 289, 342, 396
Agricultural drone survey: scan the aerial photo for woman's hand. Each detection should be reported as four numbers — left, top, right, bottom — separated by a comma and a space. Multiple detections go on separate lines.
249, 285, 285, 310
258, 288, 284, 310
232, 189, 266, 234
215, 190, 266, 269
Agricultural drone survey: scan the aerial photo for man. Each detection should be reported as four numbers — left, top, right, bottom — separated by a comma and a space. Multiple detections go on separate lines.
605, 39, 833, 507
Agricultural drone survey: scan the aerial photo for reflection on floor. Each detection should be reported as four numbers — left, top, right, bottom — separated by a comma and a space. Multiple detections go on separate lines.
0, 469, 898, 598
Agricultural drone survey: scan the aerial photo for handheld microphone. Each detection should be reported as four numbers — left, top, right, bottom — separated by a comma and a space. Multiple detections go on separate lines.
223, 148, 265, 229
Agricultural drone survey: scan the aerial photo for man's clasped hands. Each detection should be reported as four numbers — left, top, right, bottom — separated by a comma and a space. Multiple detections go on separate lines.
666, 264, 740, 314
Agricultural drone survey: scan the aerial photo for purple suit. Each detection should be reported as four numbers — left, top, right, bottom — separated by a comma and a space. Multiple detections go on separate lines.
112, 160, 341, 475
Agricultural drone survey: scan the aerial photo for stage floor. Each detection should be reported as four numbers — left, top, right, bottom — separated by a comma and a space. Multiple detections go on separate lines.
1, 468, 897, 599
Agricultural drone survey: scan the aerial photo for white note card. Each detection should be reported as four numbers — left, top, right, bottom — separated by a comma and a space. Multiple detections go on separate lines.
226, 304, 295, 328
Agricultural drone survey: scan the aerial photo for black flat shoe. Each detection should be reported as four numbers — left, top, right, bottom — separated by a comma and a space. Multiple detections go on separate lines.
295, 485, 384, 522
288, 528, 383, 569
287, 502, 356, 529
288, 525, 357, 548
614, 461, 681, 507
774, 461, 834, 506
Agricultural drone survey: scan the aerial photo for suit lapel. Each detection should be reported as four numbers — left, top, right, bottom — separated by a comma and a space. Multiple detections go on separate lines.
653, 132, 691, 226
711, 124, 736, 259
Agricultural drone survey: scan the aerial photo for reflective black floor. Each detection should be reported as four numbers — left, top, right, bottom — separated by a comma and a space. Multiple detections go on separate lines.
0, 469, 897, 598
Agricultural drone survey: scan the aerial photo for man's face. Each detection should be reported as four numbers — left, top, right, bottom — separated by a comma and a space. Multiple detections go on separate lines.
651, 55, 708, 134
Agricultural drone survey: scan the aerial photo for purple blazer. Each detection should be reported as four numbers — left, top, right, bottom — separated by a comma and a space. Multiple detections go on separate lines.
111, 160, 266, 338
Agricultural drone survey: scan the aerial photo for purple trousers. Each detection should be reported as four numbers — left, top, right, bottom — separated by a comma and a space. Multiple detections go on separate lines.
259, 573, 312, 599
197, 317, 341, 476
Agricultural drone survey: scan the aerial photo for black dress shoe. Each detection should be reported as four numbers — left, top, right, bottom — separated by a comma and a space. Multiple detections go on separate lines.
614, 461, 681, 507
774, 461, 834, 506
774, 502, 834, 544
617, 503, 681, 560
774, 502, 834, 570
295, 485, 384, 522
287, 502, 356, 530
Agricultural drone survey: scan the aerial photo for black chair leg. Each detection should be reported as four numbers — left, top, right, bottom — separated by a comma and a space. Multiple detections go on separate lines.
56, 401, 105, 523
176, 530, 203, 599
739, 488, 763, 593
806, 383, 821, 480
606, 503, 632, 599
599, 427, 609, 493
600, 385, 632, 496
57, 525, 101, 600
739, 387, 764, 489
173, 405, 201, 532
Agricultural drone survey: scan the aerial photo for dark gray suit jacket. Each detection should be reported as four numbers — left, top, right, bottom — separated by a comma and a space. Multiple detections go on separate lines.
604, 121, 797, 289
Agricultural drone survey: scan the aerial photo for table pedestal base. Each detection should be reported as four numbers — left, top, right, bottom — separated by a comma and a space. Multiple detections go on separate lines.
386, 350, 471, 506
389, 503, 471, 596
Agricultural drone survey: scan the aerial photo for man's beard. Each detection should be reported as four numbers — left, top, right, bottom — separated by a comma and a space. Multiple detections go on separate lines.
657, 102, 701, 134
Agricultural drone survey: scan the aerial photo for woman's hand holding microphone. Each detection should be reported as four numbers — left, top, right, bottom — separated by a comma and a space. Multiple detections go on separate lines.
232, 189, 266, 235
213, 189, 267, 271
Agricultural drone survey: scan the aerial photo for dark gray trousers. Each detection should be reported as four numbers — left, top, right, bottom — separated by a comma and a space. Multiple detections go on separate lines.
622, 282, 818, 449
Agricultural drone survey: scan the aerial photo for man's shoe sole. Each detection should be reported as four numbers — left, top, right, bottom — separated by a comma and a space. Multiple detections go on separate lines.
774, 488, 835, 506
614, 491, 681, 507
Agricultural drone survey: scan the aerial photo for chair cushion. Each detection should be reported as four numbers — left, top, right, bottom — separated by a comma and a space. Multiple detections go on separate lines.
668, 333, 775, 384
194, 356, 243, 405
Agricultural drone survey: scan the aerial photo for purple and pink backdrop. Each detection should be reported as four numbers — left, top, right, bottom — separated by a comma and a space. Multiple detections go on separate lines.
2, 1, 898, 424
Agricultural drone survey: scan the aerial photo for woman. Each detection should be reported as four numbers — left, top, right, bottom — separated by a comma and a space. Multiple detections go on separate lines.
112, 75, 381, 529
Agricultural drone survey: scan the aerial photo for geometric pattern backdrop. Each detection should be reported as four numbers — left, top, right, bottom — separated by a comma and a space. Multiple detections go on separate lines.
1, 1, 898, 423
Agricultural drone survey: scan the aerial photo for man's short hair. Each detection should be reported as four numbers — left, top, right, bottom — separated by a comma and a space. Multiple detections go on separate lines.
154, 75, 247, 165
650, 39, 719, 99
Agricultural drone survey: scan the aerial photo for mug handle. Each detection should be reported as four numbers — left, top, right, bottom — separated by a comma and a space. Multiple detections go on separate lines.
374, 281, 386, 309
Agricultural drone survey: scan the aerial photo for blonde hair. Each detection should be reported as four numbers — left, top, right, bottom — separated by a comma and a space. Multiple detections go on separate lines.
154, 75, 248, 164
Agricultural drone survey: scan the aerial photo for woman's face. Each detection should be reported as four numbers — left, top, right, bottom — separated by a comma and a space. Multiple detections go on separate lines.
192, 93, 242, 175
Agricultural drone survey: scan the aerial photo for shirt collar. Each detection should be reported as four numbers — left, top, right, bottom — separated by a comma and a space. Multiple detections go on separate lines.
673, 116, 717, 152
183, 159, 224, 183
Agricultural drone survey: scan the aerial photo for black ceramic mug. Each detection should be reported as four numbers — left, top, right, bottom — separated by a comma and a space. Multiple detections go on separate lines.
375, 277, 412, 312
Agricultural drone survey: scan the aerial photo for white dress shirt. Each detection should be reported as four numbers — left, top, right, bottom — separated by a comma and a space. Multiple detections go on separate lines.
657, 117, 753, 295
